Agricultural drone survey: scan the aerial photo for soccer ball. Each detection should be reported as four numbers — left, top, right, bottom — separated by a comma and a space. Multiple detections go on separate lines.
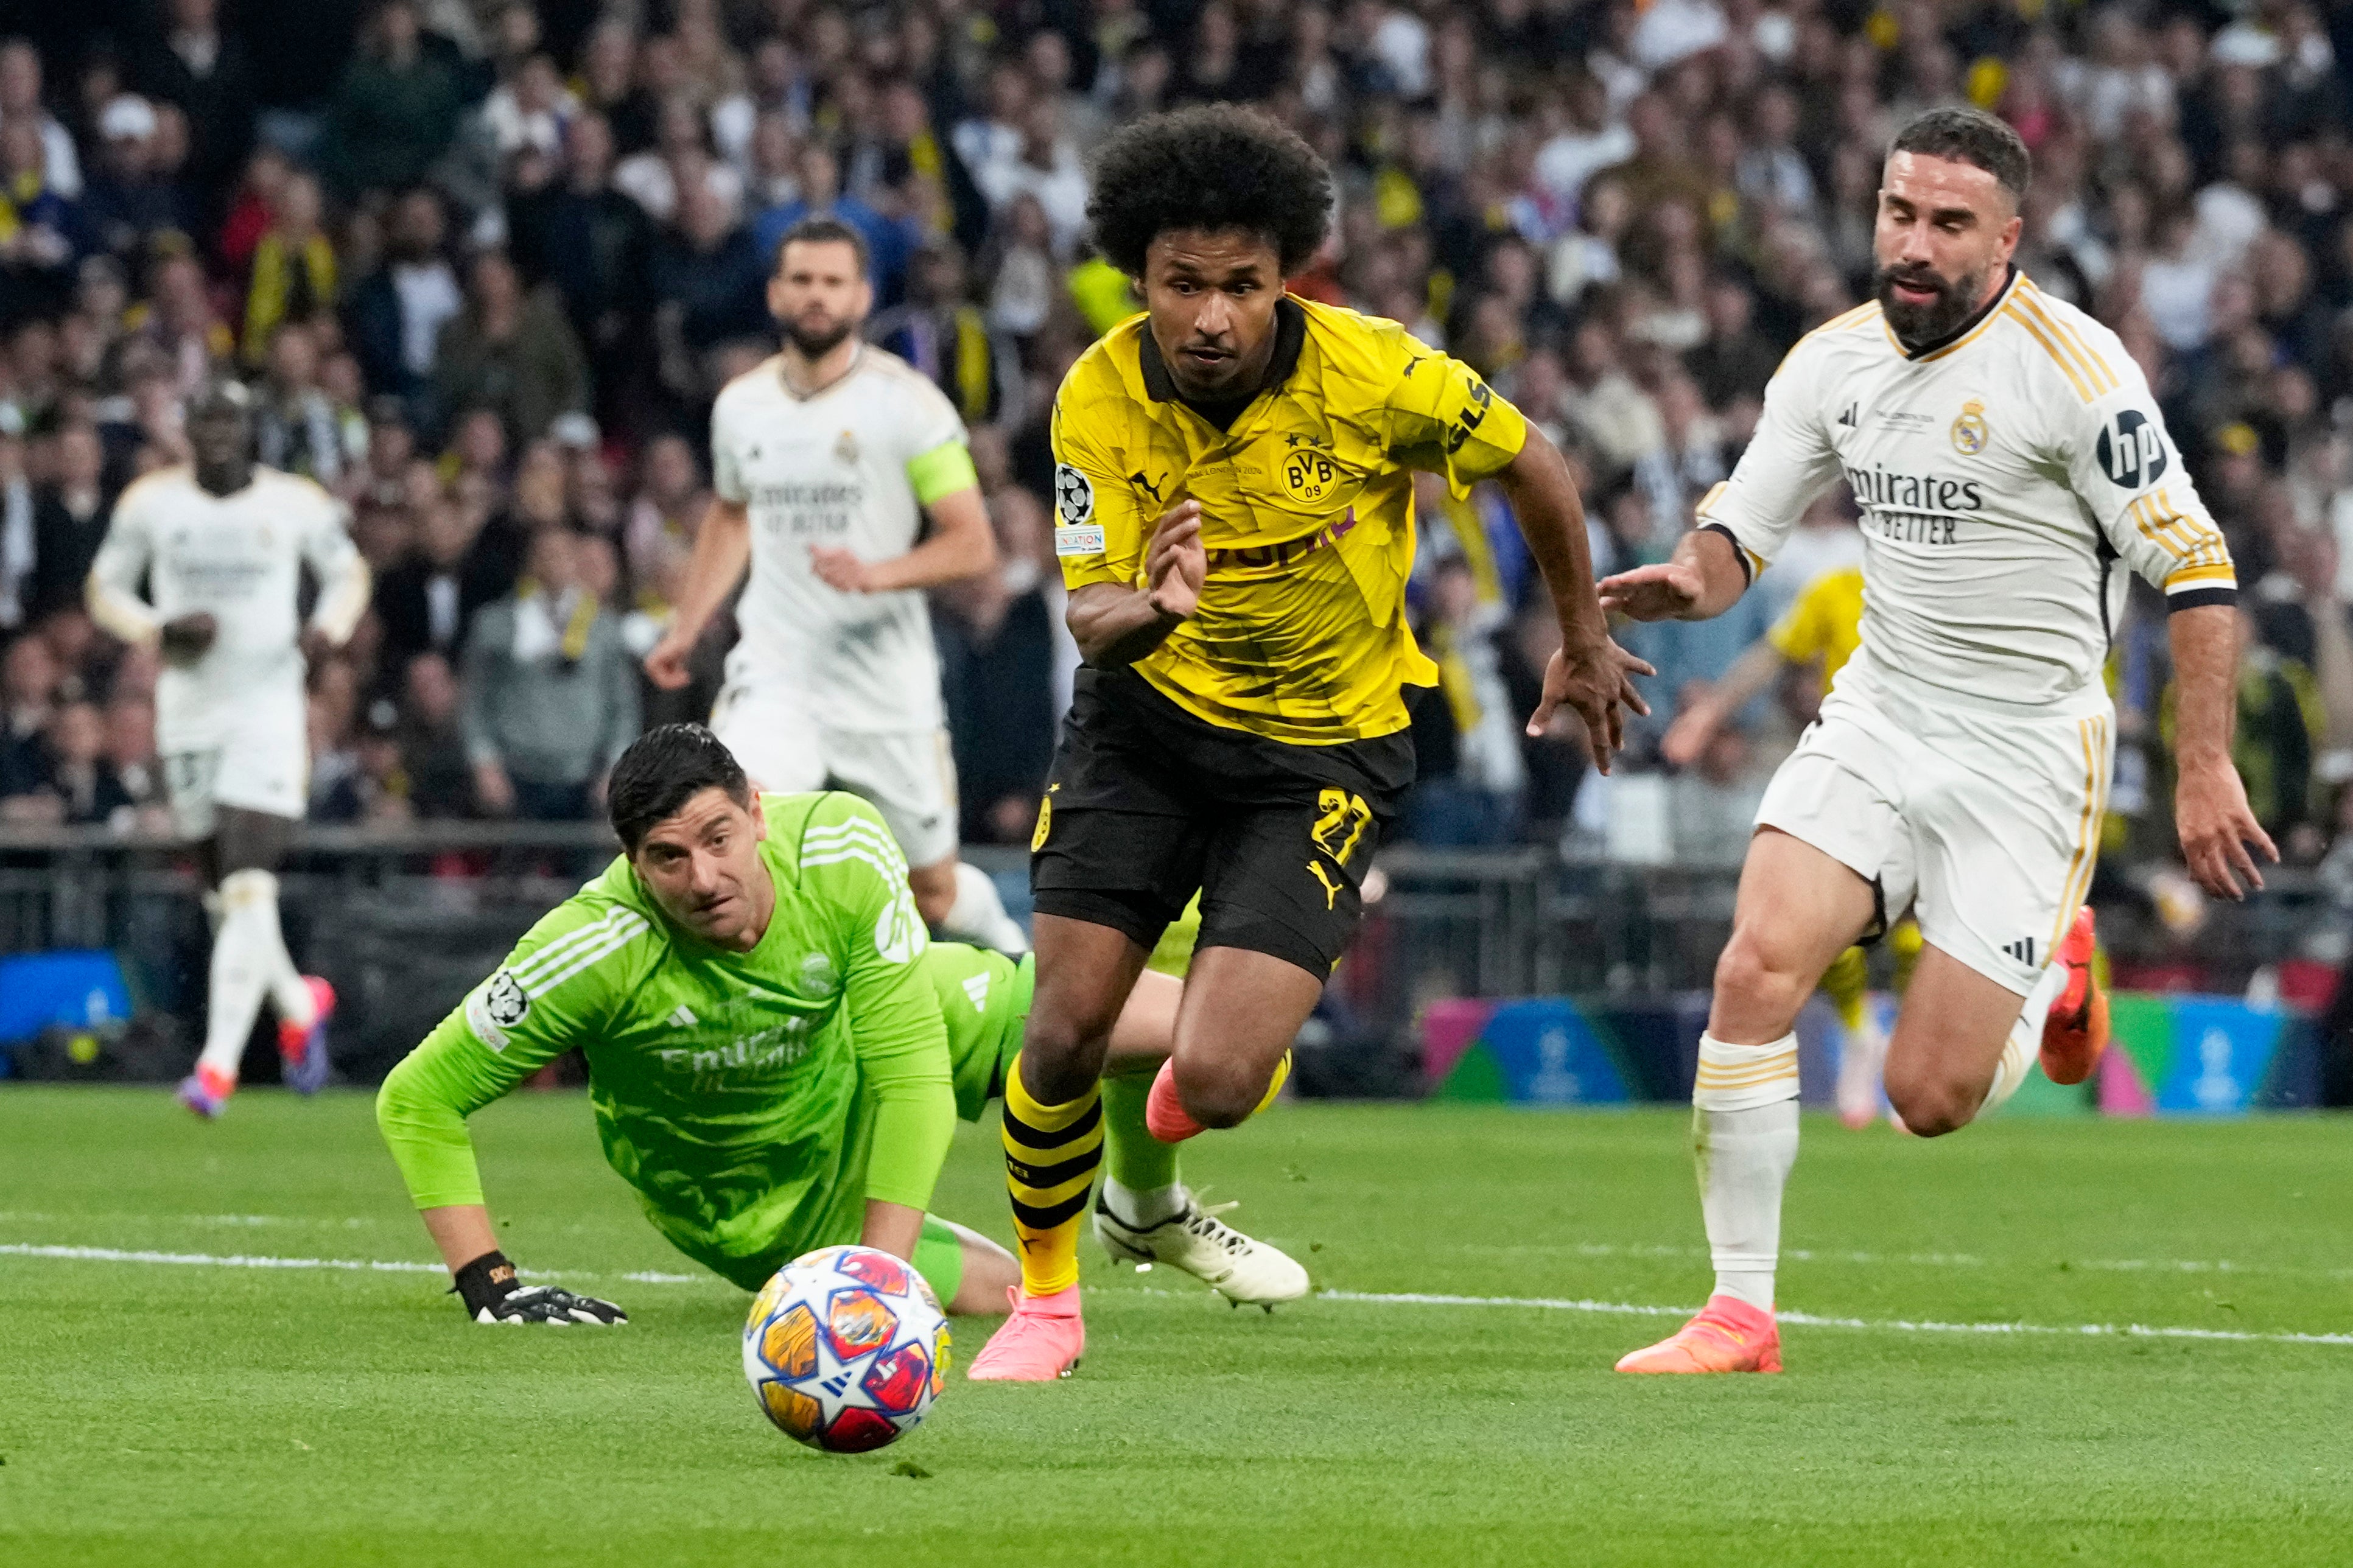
742, 1245, 950, 1453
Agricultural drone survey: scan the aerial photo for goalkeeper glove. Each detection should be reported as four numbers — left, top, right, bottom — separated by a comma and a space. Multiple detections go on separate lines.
452, 1250, 628, 1325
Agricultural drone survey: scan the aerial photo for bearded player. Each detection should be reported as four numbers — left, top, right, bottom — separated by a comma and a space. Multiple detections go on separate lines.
374, 724, 1305, 1326
1605, 108, 2271, 1374
967, 106, 1648, 1380
86, 379, 368, 1116
644, 216, 1029, 957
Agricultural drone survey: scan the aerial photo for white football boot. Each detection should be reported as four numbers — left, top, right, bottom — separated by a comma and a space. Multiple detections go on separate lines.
1093, 1188, 1311, 1310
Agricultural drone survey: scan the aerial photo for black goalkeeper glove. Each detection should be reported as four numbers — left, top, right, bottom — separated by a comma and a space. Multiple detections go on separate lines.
452, 1250, 628, 1326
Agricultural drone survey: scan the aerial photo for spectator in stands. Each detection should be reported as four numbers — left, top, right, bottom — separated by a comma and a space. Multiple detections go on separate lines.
83, 96, 198, 267
236, 169, 335, 369
751, 141, 905, 300
102, 690, 166, 830
431, 249, 589, 450
128, 247, 231, 399
345, 186, 459, 420
376, 500, 485, 671
321, 0, 466, 201
253, 322, 356, 486
28, 421, 108, 624
0, 112, 86, 319
0, 606, 55, 787
37, 696, 130, 825
868, 241, 1024, 427
396, 649, 472, 817
650, 176, 768, 401
0, 38, 81, 198
127, 0, 257, 205
507, 112, 654, 418
460, 524, 637, 821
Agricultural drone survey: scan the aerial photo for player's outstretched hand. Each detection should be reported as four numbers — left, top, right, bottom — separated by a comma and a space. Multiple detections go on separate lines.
1527, 634, 1653, 771
472, 1284, 629, 1326
1597, 562, 1705, 622
453, 1250, 627, 1325
809, 544, 874, 593
2175, 755, 2279, 901
1145, 500, 1205, 621
158, 611, 217, 667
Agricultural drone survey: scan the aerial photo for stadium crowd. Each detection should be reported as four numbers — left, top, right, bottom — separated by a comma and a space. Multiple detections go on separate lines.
1, 0, 2352, 877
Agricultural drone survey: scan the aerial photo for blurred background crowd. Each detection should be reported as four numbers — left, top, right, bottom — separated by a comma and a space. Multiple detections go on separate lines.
1, 0, 2352, 890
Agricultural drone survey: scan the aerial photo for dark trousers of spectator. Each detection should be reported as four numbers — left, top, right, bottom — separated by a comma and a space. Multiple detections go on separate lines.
511, 778, 591, 822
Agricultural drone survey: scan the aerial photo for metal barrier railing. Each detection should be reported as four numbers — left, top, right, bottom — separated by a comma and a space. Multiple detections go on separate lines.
4, 825, 2346, 1079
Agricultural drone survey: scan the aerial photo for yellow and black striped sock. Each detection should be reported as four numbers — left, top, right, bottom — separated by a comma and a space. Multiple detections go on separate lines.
1002, 1054, 1103, 1298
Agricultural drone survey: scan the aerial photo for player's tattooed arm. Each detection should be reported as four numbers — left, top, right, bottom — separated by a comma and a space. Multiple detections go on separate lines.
1066, 500, 1205, 667
2169, 604, 2279, 901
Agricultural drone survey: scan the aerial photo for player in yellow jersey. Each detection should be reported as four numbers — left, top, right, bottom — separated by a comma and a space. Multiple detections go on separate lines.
1664, 567, 1918, 1129
969, 105, 1649, 1379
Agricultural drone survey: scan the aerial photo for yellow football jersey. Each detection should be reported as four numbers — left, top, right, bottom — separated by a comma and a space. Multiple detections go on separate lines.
1049, 297, 1528, 744
1766, 565, 1865, 695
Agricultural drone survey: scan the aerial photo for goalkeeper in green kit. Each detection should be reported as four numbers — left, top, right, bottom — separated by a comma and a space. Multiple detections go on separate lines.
376, 724, 1306, 1323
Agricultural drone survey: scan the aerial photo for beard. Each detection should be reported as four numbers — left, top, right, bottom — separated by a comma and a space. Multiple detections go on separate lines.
1874, 259, 1990, 349
784, 312, 854, 357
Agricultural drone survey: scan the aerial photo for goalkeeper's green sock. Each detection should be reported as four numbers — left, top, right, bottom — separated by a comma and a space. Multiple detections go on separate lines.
1101, 1072, 1184, 1226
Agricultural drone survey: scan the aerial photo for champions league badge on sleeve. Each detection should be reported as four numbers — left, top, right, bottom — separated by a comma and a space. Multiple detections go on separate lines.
1053, 464, 1104, 556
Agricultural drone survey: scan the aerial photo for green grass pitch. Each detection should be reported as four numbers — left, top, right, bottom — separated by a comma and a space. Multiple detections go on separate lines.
3, 1087, 2352, 1567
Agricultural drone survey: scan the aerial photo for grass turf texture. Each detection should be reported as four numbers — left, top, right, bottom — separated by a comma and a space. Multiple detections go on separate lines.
2, 1090, 2351, 1567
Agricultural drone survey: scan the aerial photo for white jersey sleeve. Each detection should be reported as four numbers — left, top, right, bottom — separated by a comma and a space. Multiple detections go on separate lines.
710, 383, 750, 506
85, 475, 161, 645
2052, 338, 2236, 606
294, 478, 371, 643
1694, 308, 1864, 580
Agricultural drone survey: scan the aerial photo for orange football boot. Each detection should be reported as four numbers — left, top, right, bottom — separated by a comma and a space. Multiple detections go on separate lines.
2038, 906, 2108, 1087
1615, 1294, 1782, 1374
965, 1287, 1085, 1381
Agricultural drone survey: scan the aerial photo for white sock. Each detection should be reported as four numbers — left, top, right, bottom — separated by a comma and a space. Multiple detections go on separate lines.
938, 861, 1030, 954
1103, 1178, 1187, 1228
197, 871, 284, 1085
1981, 961, 2069, 1116
1693, 1032, 1802, 1314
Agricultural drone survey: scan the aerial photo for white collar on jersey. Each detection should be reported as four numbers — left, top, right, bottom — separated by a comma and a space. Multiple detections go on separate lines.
777, 342, 864, 401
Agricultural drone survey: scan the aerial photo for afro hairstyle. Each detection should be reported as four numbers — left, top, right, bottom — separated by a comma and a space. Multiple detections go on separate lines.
1085, 104, 1333, 278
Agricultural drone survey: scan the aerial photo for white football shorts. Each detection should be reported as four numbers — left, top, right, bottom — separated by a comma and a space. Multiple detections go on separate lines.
1754, 666, 2113, 996
162, 716, 308, 840
710, 683, 962, 868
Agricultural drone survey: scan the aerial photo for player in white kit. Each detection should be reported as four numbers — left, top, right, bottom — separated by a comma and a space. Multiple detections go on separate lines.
645, 216, 1028, 954
1599, 110, 2276, 1373
86, 379, 371, 1116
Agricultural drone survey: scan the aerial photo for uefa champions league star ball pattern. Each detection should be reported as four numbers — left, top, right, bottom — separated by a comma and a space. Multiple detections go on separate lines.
742, 1245, 950, 1452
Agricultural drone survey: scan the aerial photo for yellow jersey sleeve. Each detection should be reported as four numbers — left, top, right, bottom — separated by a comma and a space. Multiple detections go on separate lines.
1048, 358, 1150, 592
1767, 567, 1866, 692
1767, 586, 1828, 664
1380, 342, 1528, 494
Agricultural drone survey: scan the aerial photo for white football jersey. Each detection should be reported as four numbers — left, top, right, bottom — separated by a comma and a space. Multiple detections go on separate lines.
710, 348, 967, 730
88, 466, 365, 752
1700, 270, 2234, 715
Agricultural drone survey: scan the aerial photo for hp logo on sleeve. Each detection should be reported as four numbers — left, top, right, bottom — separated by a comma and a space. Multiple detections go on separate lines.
2096, 409, 2169, 489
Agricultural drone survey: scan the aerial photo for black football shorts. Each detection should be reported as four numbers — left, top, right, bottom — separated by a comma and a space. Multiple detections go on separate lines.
1029, 667, 1414, 977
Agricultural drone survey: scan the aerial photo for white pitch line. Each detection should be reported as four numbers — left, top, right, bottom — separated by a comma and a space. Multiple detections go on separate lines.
0, 1242, 710, 1288
12, 1242, 2351, 1346
1316, 1290, 2353, 1348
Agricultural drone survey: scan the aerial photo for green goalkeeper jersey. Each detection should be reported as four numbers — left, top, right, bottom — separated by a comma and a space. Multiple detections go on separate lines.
376, 792, 1026, 1289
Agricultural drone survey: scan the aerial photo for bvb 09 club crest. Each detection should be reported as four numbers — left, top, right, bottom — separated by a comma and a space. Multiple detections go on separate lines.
1950, 399, 1989, 455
